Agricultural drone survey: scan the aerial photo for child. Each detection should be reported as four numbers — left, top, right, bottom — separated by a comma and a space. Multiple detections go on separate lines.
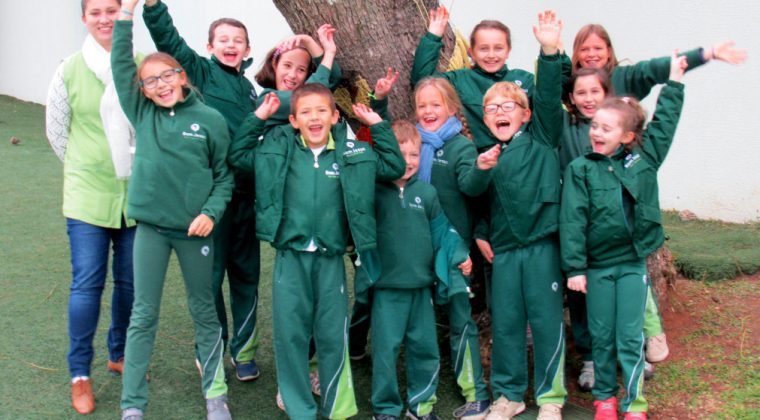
141, 0, 261, 381
370, 120, 473, 420
113, 4, 234, 419
229, 84, 404, 420
474, 11, 566, 420
411, 6, 534, 152
560, 52, 688, 420
569, 23, 746, 100
45, 0, 138, 414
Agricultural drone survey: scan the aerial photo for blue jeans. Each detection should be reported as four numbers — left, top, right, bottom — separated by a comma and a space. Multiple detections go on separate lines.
66, 218, 135, 378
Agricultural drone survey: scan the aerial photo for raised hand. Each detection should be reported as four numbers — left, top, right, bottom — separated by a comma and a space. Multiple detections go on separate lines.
120, 0, 140, 18
532, 9, 562, 55
317, 24, 337, 57
428, 6, 449, 37
374, 67, 400, 100
476, 144, 501, 170
188, 214, 214, 237
254, 93, 281, 120
352, 103, 382, 126
669, 50, 688, 82
708, 41, 748, 65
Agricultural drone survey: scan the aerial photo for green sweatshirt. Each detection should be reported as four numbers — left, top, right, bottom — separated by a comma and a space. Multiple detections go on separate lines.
429, 134, 492, 245
112, 20, 233, 230
476, 52, 563, 253
411, 32, 534, 151
559, 111, 592, 172
372, 178, 469, 300
229, 116, 404, 254
560, 81, 685, 276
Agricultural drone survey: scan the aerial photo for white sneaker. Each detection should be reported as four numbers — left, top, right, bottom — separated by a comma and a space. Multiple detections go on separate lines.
537, 403, 563, 420
578, 361, 594, 392
645, 333, 669, 362
485, 396, 525, 420
644, 361, 655, 380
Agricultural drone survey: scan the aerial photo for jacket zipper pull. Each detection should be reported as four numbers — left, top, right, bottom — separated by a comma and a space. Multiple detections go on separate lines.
169, 108, 175, 117
313, 154, 319, 168
399, 186, 406, 208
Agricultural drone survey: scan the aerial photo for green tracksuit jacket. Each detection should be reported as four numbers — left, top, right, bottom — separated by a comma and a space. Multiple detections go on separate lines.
476, 52, 563, 253
411, 32, 534, 151
112, 21, 233, 230
560, 81, 685, 276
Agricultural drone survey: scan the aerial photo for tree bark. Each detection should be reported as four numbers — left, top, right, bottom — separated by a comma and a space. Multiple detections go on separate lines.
272, 0, 457, 120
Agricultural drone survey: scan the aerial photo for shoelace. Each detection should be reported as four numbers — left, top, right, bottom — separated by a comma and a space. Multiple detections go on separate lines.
452, 400, 485, 417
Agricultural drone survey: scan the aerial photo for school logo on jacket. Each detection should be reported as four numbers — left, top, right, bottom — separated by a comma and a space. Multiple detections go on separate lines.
434, 149, 448, 166
343, 140, 367, 157
624, 153, 642, 169
183, 122, 207, 140
409, 196, 425, 211
325, 162, 340, 178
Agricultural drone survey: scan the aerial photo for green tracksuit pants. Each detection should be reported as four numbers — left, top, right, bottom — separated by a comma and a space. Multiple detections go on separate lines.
586, 260, 648, 413
272, 250, 357, 420
568, 276, 663, 361
211, 191, 261, 363
490, 238, 567, 406
443, 291, 489, 402
122, 223, 226, 411
371, 287, 439, 418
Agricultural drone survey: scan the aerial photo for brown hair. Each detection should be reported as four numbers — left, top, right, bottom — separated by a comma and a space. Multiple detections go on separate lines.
571, 24, 618, 74
290, 83, 336, 115
208, 18, 250, 46
598, 96, 647, 150
470, 20, 511, 50
136, 52, 192, 89
414, 77, 472, 139
255, 45, 316, 90
566, 67, 612, 115
483, 81, 529, 109
81, 0, 121, 16
391, 120, 421, 148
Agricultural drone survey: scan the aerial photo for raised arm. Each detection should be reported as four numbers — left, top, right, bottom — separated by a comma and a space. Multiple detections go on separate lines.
142, 0, 210, 86
369, 67, 399, 121
530, 10, 564, 148
229, 93, 280, 173
45, 62, 70, 162
410, 6, 454, 87
353, 104, 404, 180
111, 4, 147, 124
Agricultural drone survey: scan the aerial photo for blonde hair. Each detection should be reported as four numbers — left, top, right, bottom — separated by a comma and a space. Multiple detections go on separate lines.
483, 81, 529, 109
598, 96, 647, 150
391, 120, 421, 148
414, 77, 472, 139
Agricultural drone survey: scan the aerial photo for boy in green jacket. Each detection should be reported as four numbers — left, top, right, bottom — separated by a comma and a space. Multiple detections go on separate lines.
369, 120, 472, 420
474, 11, 566, 420
229, 84, 405, 420
141, 0, 261, 380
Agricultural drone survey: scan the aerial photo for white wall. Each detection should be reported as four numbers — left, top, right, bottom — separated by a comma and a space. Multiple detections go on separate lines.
2, 1, 758, 222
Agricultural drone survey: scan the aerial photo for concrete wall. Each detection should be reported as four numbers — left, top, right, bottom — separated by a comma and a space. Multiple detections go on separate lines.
2, 0, 758, 222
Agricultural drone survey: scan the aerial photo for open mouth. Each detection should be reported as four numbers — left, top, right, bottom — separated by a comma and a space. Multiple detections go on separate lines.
307, 123, 324, 136
157, 89, 174, 102
223, 51, 238, 61
282, 78, 298, 90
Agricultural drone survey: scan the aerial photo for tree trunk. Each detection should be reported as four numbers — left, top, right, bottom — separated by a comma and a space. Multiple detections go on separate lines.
272, 0, 457, 120
646, 246, 677, 313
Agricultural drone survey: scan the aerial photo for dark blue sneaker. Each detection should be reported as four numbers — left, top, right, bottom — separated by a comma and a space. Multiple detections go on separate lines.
453, 399, 490, 420
231, 357, 260, 382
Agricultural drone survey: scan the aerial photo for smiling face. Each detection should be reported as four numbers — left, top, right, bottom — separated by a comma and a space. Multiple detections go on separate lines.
275, 48, 311, 91
470, 28, 510, 73
589, 108, 634, 156
207, 23, 250, 71
570, 74, 607, 118
482, 93, 530, 142
81, 0, 120, 50
139, 60, 187, 108
398, 140, 421, 184
577, 33, 611, 69
289, 93, 339, 148
415, 85, 456, 132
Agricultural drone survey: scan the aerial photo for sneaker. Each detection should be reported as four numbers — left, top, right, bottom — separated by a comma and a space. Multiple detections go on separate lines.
484, 396, 525, 420
644, 361, 654, 380
231, 357, 260, 382
121, 408, 144, 420
593, 397, 617, 420
645, 333, 669, 362
406, 410, 440, 420
374, 414, 400, 420
453, 399, 490, 420
71, 378, 95, 414
275, 388, 285, 411
310, 370, 321, 396
624, 412, 647, 420
537, 403, 563, 420
578, 361, 594, 392
206, 395, 232, 420
108, 358, 125, 375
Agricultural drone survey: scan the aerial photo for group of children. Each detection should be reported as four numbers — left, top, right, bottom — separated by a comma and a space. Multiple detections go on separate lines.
49, 1, 747, 420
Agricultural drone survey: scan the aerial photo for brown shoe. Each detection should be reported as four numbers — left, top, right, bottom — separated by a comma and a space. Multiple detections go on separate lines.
107, 358, 125, 375
71, 379, 95, 414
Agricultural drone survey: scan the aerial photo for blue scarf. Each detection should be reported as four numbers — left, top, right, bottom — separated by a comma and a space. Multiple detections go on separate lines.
416, 116, 463, 183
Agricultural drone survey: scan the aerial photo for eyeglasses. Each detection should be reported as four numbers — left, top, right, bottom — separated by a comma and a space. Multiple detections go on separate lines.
140, 68, 183, 89
483, 101, 524, 114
